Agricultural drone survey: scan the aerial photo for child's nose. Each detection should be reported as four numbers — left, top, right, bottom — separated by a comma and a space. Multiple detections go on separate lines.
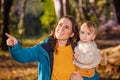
84, 34, 88, 37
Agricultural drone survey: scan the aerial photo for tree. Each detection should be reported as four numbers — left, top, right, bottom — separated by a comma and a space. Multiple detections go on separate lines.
0, 0, 3, 43
112, 0, 120, 24
53, 0, 71, 20
54, 0, 64, 19
17, 0, 27, 41
1, 0, 13, 51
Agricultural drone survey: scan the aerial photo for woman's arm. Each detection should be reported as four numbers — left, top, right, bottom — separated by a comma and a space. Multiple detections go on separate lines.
9, 41, 44, 63
70, 72, 83, 80
6, 33, 48, 63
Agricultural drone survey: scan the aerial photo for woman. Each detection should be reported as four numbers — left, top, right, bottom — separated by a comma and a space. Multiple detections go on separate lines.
6, 15, 81, 80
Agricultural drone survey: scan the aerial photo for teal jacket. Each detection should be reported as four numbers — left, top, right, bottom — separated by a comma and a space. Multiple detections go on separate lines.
9, 37, 99, 80
9, 37, 53, 80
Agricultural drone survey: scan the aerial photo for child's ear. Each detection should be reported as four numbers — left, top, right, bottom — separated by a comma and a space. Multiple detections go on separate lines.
92, 35, 96, 40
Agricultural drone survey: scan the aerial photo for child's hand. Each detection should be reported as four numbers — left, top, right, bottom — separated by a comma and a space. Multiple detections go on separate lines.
5, 33, 18, 46
74, 53, 79, 59
70, 72, 83, 80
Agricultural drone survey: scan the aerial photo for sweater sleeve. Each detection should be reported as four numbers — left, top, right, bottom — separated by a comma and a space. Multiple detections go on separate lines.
9, 41, 48, 63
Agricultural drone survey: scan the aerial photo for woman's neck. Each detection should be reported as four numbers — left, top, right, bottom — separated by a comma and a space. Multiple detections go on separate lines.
57, 40, 68, 46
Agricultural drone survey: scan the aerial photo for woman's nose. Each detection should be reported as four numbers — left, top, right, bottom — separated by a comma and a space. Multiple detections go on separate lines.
59, 26, 64, 31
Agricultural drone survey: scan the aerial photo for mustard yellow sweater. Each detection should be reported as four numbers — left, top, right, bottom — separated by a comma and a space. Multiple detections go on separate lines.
51, 45, 75, 80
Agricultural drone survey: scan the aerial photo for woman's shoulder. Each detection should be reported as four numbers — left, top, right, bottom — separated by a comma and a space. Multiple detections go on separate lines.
39, 37, 54, 49
40, 37, 53, 44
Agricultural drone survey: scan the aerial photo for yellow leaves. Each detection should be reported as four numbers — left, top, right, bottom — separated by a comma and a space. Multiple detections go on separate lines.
12, 70, 16, 74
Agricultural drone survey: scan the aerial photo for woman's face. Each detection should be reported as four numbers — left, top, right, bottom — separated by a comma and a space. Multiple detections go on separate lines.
55, 18, 74, 41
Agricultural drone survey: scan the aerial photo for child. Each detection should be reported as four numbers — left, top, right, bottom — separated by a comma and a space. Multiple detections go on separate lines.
73, 21, 101, 79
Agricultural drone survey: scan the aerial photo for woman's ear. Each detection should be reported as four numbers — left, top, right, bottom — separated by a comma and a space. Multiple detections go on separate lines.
71, 33, 74, 37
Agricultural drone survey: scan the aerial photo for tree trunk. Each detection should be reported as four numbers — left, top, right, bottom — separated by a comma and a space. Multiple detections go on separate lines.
1, 0, 13, 51
54, 0, 69, 19
0, 0, 2, 35
17, 0, 27, 42
54, 0, 62, 20
0, 0, 3, 37
112, 0, 120, 24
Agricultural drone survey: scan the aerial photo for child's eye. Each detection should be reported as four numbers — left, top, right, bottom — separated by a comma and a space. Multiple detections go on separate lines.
87, 33, 91, 35
81, 31, 84, 34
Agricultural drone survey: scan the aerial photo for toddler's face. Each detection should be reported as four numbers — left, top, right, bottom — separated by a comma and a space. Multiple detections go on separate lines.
79, 24, 96, 43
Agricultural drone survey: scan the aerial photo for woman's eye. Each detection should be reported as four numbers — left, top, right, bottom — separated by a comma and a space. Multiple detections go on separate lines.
58, 23, 62, 26
65, 25, 69, 29
57, 23, 63, 27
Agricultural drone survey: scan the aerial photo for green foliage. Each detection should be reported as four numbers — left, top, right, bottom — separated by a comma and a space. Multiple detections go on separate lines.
9, 0, 56, 39
25, 1, 43, 17
24, 0, 56, 35
41, 0, 56, 33
97, 0, 104, 7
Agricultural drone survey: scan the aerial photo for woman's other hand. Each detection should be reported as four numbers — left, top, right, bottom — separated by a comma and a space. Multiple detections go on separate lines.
70, 71, 83, 80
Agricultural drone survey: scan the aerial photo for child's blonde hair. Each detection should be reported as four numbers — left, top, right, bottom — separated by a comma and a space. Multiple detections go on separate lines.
79, 21, 98, 35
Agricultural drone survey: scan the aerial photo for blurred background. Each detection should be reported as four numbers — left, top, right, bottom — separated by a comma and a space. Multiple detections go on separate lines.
0, 0, 120, 80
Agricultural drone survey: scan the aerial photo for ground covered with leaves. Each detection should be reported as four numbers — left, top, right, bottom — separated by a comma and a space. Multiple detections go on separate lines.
0, 26, 120, 80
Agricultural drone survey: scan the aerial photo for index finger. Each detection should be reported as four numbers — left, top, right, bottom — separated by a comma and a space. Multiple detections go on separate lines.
5, 33, 13, 38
